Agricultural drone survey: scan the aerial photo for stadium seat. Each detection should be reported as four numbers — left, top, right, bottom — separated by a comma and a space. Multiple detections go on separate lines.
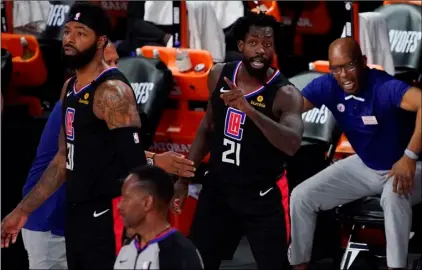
140, 46, 213, 163
118, 56, 173, 149
1, 33, 47, 116
375, 2, 422, 84
337, 197, 422, 269
287, 68, 342, 191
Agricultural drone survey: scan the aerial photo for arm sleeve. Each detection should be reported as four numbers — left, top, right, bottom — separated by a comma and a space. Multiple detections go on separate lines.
382, 79, 411, 108
301, 76, 332, 109
112, 127, 147, 176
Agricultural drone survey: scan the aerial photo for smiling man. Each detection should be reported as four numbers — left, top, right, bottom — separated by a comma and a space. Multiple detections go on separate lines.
289, 37, 422, 270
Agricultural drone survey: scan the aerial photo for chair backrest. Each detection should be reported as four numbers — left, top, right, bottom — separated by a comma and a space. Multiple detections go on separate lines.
375, 3, 422, 71
1, 33, 47, 87
289, 70, 340, 146
118, 56, 173, 148
140, 46, 213, 103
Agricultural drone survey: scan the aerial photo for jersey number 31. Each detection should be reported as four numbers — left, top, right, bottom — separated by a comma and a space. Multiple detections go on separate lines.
222, 108, 245, 166
65, 108, 75, 171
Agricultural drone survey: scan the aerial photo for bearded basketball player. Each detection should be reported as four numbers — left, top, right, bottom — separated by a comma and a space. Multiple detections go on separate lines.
1, 3, 151, 270
172, 13, 304, 270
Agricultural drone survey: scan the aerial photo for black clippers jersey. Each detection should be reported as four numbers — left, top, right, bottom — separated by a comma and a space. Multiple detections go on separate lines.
62, 67, 133, 202
208, 61, 291, 184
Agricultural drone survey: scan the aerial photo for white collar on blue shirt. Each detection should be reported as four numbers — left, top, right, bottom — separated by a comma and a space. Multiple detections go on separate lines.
345, 95, 365, 102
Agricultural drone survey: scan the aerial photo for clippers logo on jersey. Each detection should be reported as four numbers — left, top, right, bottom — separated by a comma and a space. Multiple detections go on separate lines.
65, 108, 76, 141
224, 107, 246, 141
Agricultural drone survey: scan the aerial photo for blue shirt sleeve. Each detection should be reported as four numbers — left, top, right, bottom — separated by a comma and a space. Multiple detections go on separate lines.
381, 79, 411, 108
301, 75, 333, 109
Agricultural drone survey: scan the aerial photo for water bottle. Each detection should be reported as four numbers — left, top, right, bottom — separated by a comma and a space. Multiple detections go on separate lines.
175, 49, 192, 72
20, 36, 34, 60
152, 49, 160, 59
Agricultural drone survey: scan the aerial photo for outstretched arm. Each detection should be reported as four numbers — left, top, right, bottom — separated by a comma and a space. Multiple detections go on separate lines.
245, 84, 304, 156
400, 86, 422, 158
2, 79, 70, 248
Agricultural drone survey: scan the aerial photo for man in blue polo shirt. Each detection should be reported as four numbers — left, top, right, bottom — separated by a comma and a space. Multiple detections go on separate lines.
289, 37, 421, 270
20, 44, 196, 269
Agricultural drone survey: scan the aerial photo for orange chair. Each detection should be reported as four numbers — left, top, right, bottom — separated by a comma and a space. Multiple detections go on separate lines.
140, 46, 213, 235
1, 33, 47, 116
141, 46, 212, 159
310, 60, 385, 158
383, 1, 422, 6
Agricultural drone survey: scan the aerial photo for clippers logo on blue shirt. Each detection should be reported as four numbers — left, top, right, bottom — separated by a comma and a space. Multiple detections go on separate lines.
224, 107, 246, 141
65, 107, 76, 141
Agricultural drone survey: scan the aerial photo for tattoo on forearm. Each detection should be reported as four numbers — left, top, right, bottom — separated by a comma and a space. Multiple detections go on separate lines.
94, 81, 141, 129
18, 161, 66, 214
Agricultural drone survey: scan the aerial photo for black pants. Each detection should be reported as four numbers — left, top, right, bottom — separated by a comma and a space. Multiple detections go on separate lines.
65, 199, 118, 270
189, 179, 289, 270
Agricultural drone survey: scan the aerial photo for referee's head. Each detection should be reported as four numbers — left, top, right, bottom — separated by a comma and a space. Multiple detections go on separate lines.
119, 165, 174, 228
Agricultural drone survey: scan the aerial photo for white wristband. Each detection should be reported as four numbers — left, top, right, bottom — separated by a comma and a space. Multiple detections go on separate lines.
405, 149, 419, 160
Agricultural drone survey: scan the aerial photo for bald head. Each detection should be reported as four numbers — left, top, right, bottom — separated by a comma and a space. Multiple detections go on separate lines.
327, 38, 367, 94
328, 37, 363, 62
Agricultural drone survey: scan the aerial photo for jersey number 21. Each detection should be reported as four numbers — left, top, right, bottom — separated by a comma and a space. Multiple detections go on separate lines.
222, 108, 245, 166
65, 108, 76, 171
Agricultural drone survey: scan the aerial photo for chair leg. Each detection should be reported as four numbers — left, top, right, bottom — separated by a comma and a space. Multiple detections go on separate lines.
412, 254, 421, 270
340, 224, 369, 270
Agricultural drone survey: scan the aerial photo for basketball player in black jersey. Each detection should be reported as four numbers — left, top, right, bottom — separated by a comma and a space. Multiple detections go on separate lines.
0, 3, 154, 270
172, 13, 304, 270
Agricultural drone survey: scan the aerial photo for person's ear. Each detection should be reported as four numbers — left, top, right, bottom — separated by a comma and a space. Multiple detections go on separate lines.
143, 195, 154, 212
98, 36, 108, 49
238, 40, 244, 53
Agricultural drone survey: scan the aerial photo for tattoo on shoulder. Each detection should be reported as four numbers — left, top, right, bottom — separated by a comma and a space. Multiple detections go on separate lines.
93, 80, 141, 129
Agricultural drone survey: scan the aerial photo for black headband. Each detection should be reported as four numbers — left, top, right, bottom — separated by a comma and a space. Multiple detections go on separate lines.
66, 3, 111, 37
67, 11, 107, 36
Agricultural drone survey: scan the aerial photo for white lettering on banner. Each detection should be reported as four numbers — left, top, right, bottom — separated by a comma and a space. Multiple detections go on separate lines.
389, 29, 422, 54
281, 16, 313, 28
46, 5, 70, 27
100, 1, 128, 11
302, 105, 328, 124
130, 82, 154, 104
149, 142, 192, 153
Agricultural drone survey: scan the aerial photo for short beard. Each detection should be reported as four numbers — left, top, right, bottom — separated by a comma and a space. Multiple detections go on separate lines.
62, 42, 98, 70
241, 56, 272, 81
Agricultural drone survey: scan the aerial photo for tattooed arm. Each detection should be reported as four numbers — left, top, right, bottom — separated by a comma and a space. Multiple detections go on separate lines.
16, 79, 70, 215
2, 79, 70, 248
93, 79, 147, 173
93, 80, 141, 129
